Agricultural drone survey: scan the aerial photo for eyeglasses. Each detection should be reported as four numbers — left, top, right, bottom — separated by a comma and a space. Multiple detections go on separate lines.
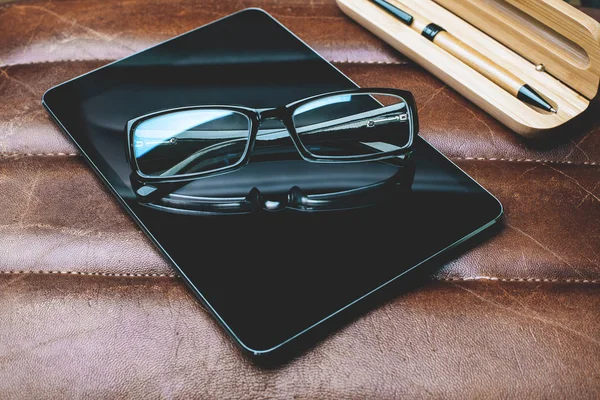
126, 88, 418, 214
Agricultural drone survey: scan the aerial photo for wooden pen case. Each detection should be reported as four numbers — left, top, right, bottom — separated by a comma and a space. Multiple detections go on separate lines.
337, 0, 600, 137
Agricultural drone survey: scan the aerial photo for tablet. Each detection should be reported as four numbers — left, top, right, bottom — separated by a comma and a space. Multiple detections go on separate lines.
42, 9, 502, 357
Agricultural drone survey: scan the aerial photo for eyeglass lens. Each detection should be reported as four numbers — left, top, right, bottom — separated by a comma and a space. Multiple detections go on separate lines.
132, 109, 251, 177
292, 93, 411, 158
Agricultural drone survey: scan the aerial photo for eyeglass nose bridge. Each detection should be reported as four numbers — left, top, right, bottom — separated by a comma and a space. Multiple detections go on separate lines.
254, 106, 312, 164
257, 106, 288, 121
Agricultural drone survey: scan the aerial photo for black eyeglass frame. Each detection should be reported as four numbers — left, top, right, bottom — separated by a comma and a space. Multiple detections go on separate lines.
125, 87, 418, 185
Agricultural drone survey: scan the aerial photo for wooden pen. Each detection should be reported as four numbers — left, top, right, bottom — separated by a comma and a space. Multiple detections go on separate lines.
371, 0, 557, 113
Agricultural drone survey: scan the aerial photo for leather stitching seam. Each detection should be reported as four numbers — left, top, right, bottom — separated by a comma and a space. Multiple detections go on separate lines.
0, 60, 408, 69
453, 157, 598, 166
331, 60, 408, 65
0, 153, 79, 157
0, 59, 119, 69
0, 153, 597, 166
440, 276, 599, 283
0, 270, 598, 283
0, 270, 176, 277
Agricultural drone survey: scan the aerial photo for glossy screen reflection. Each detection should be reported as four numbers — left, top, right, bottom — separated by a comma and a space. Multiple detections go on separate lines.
42, 9, 502, 355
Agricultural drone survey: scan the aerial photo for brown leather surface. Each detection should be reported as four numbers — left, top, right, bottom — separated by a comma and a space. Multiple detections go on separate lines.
1, 276, 599, 398
1, 0, 599, 397
2, 156, 599, 284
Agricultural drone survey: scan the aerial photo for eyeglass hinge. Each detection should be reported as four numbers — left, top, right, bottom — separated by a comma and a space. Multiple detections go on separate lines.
366, 113, 408, 128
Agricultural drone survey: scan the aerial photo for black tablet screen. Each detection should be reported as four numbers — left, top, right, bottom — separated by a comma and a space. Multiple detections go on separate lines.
43, 9, 502, 354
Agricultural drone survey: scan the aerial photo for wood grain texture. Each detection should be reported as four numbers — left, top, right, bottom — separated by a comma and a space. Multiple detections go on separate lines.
433, 32, 525, 96
433, 0, 600, 99
384, 1, 528, 97
337, 0, 598, 137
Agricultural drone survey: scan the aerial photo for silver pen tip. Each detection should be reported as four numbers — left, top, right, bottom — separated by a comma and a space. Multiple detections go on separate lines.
550, 107, 557, 114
